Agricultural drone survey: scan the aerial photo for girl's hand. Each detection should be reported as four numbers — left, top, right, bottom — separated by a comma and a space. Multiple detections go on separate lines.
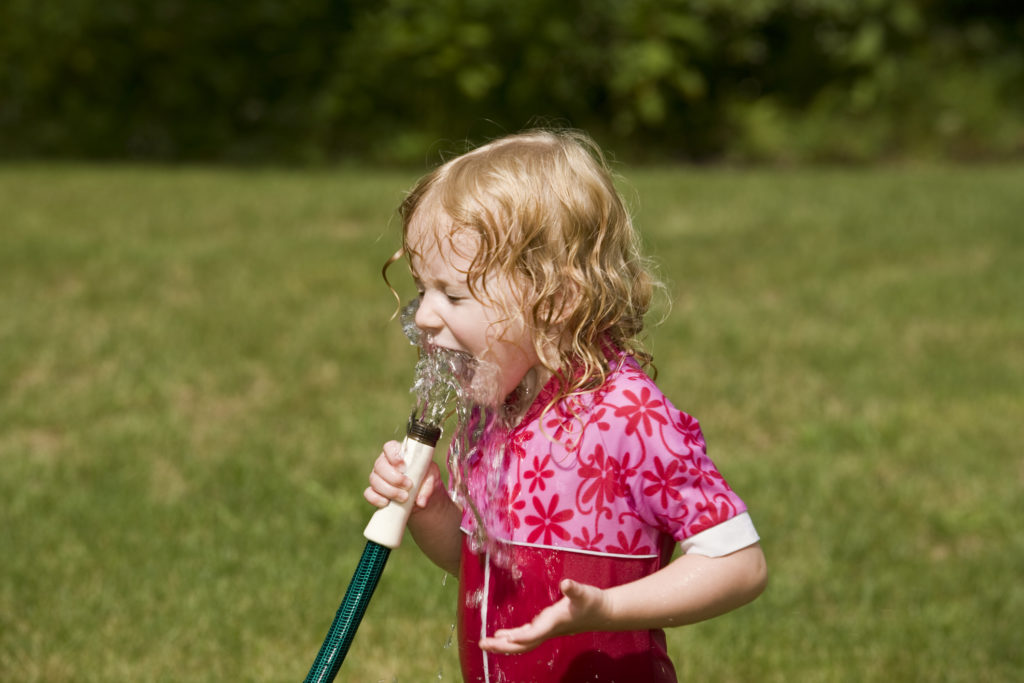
478, 579, 611, 654
477, 544, 768, 654
363, 440, 463, 576
363, 440, 440, 511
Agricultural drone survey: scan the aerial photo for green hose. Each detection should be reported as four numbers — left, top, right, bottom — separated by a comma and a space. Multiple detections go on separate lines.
303, 418, 441, 681
303, 540, 391, 683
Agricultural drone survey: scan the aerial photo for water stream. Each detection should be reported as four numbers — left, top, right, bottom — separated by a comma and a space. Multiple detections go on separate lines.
400, 300, 521, 566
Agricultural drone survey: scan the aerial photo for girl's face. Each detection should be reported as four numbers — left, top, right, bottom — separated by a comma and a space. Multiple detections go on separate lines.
408, 216, 544, 405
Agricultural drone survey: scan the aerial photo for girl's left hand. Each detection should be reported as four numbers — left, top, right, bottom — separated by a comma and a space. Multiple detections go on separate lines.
478, 579, 610, 654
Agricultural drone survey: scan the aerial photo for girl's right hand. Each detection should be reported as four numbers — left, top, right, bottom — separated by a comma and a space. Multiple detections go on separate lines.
363, 440, 441, 511
364, 440, 464, 576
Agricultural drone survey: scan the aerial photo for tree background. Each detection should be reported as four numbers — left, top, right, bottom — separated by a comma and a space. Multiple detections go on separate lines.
1, 0, 1022, 163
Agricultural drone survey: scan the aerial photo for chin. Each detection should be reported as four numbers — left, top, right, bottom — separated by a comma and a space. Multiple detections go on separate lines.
465, 359, 508, 407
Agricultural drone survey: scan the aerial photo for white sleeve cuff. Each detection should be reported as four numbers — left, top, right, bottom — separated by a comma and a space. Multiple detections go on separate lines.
680, 512, 760, 557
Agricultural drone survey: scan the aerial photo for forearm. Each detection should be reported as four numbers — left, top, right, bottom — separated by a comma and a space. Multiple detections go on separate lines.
603, 543, 767, 631
480, 541, 767, 654
407, 493, 464, 576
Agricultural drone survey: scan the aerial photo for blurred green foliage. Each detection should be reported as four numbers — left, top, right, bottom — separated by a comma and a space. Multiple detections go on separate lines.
1, 0, 1021, 162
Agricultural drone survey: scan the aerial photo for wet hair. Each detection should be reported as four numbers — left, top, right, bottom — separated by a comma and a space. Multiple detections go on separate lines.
385, 128, 661, 403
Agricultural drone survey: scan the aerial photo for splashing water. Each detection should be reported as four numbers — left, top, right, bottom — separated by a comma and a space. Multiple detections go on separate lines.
401, 299, 479, 426
443, 623, 456, 649
399, 300, 526, 564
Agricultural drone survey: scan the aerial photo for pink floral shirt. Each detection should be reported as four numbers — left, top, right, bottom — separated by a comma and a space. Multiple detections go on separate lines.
458, 353, 750, 558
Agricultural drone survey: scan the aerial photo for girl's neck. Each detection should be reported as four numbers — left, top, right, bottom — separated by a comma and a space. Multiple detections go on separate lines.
504, 365, 552, 425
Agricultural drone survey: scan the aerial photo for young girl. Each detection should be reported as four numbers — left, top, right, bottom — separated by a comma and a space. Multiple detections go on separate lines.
364, 129, 767, 682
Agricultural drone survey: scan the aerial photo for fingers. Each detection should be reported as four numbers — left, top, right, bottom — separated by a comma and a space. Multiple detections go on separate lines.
560, 578, 582, 599
480, 600, 566, 654
381, 439, 404, 468
478, 580, 607, 654
414, 462, 442, 508
479, 626, 542, 654
363, 441, 410, 508
364, 442, 442, 511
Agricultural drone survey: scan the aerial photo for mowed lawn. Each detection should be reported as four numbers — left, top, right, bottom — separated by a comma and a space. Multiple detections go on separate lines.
1, 162, 1021, 682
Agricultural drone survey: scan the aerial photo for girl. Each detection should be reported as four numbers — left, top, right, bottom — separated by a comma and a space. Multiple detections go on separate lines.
364, 129, 767, 682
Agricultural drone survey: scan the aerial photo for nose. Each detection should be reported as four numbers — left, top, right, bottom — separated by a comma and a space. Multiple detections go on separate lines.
414, 294, 443, 337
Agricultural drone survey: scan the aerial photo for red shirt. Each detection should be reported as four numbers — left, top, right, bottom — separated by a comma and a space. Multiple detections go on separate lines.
451, 354, 758, 682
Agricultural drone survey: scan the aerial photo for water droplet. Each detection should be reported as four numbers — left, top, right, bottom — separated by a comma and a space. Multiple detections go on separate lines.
465, 588, 484, 608
443, 623, 456, 649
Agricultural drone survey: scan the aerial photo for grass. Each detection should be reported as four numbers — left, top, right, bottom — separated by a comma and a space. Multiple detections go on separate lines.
1, 161, 1021, 682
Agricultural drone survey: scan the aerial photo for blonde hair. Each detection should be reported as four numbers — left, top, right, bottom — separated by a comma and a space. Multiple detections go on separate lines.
386, 129, 660, 404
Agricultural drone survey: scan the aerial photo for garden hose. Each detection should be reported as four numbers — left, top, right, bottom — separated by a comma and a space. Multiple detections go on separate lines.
302, 541, 390, 683
303, 418, 441, 683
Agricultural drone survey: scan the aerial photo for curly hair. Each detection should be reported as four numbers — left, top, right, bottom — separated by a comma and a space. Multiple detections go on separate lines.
385, 129, 661, 405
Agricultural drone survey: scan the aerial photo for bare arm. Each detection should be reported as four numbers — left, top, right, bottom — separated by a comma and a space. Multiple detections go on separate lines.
364, 440, 463, 575
479, 542, 767, 653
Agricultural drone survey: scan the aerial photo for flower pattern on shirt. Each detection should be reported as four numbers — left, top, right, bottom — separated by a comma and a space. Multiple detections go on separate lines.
571, 526, 605, 552
524, 454, 555, 493
607, 528, 653, 556
508, 482, 526, 529
576, 444, 631, 518
524, 494, 574, 545
457, 353, 746, 557
641, 458, 688, 509
615, 386, 669, 437
507, 429, 534, 461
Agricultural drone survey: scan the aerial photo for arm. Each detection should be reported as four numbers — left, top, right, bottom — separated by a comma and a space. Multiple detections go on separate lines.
479, 542, 767, 653
364, 440, 464, 575
404, 466, 464, 575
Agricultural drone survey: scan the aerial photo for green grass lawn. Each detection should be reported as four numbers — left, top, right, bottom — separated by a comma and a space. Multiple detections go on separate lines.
2, 162, 1021, 682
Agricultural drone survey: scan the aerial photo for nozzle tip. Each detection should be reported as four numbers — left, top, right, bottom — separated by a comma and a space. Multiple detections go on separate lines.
406, 417, 441, 446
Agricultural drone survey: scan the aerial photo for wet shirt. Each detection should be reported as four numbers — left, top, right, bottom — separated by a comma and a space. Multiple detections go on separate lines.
453, 353, 759, 682
459, 353, 755, 557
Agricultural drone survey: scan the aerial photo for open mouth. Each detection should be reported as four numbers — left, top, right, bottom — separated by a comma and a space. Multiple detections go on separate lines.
401, 298, 502, 422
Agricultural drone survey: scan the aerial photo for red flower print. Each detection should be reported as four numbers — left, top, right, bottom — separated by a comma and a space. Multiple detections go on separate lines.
688, 461, 725, 489
619, 362, 646, 383
508, 483, 526, 529
673, 411, 704, 449
607, 528, 652, 555
577, 445, 630, 516
524, 454, 555, 493
507, 429, 534, 461
524, 494, 574, 545
614, 387, 668, 437
544, 414, 570, 445
690, 496, 737, 535
544, 406, 583, 452
572, 527, 604, 552
641, 458, 687, 509
591, 406, 612, 433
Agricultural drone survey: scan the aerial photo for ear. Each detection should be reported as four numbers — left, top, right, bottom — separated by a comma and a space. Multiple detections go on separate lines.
549, 280, 581, 326
539, 282, 581, 368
